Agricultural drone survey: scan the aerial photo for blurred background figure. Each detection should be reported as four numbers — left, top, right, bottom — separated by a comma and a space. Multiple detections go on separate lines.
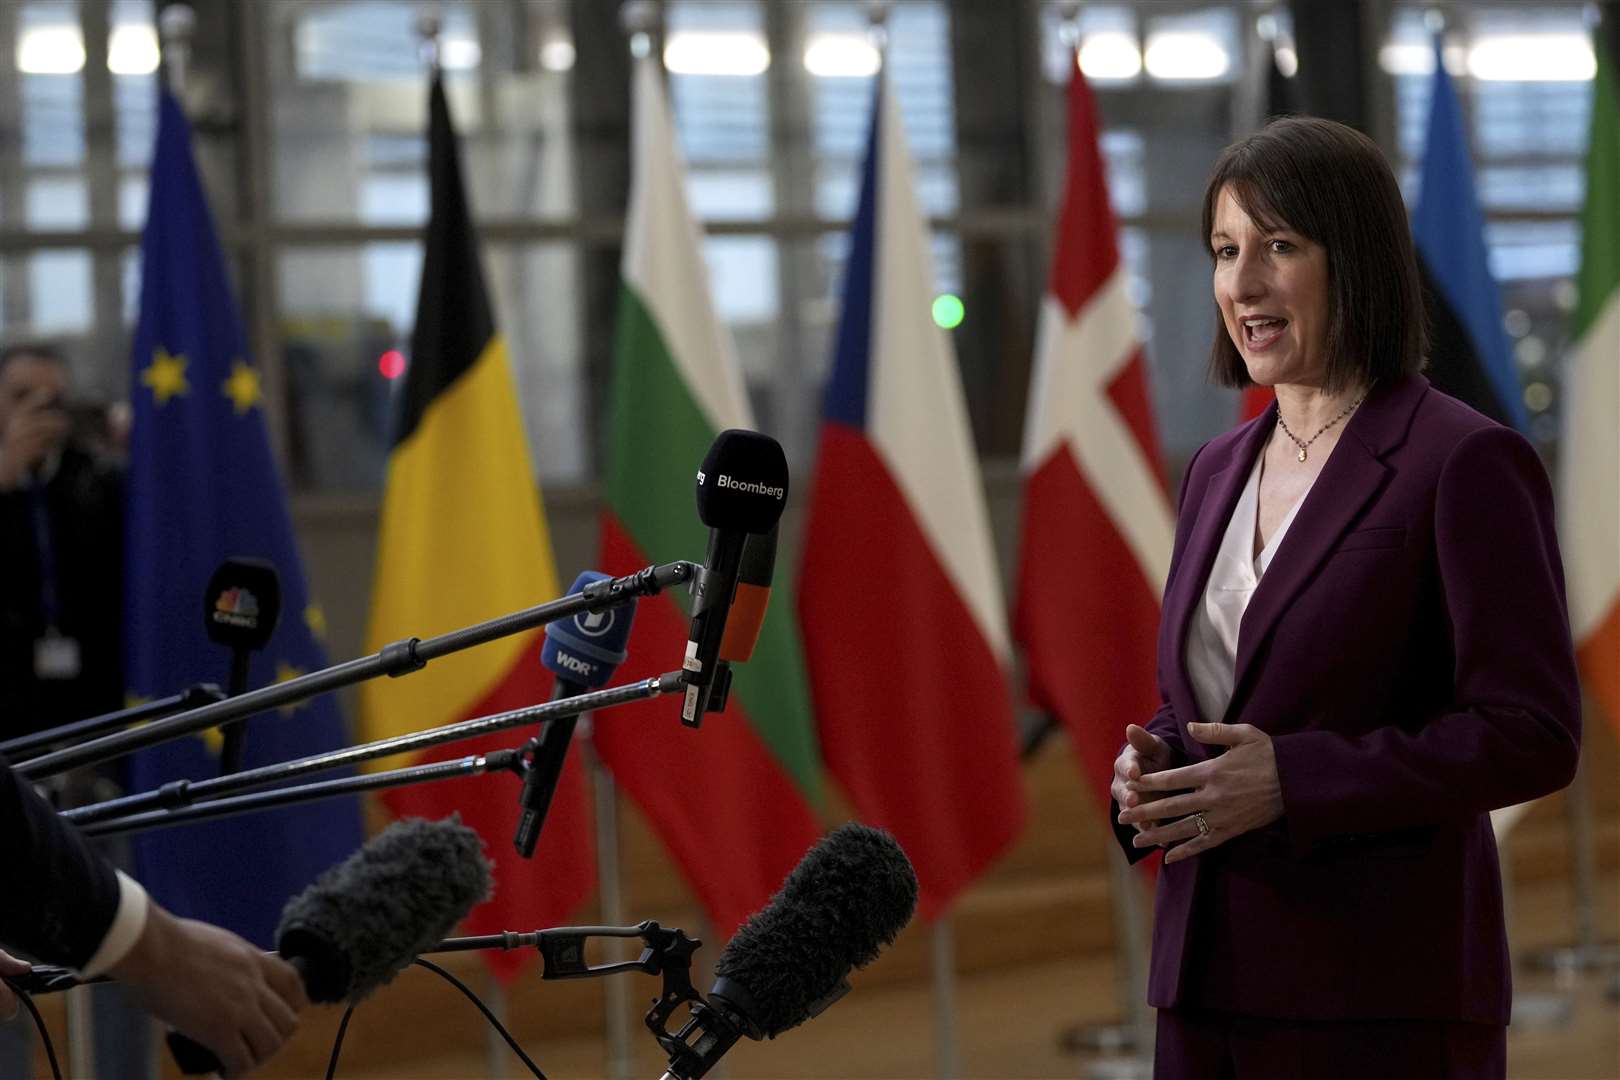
0, 342, 152, 1077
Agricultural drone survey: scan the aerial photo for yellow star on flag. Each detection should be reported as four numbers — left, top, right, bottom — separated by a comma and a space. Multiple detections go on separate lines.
141, 347, 190, 405
304, 604, 327, 641
221, 360, 263, 415
274, 661, 306, 717
196, 725, 225, 755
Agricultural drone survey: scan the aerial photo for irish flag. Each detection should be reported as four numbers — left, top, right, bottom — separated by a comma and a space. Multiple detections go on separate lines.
1561, 31, 1620, 733
593, 57, 824, 936
799, 74, 1025, 920
359, 78, 591, 981
1014, 66, 1174, 811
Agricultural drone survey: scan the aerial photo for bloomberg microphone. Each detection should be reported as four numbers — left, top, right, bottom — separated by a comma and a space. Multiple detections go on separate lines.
514, 571, 637, 858
683, 430, 789, 726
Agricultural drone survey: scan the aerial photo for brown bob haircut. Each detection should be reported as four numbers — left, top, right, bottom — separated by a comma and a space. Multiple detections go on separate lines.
1201, 116, 1427, 394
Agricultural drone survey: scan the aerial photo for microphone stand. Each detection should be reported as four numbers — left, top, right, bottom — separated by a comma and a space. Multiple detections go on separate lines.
11, 916, 743, 1079
67, 671, 688, 831
19, 561, 696, 780
0, 684, 226, 762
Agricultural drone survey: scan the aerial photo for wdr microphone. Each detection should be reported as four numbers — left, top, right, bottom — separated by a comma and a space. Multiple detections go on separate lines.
659, 824, 918, 1079
202, 557, 281, 775
170, 816, 491, 1073
683, 431, 789, 726
515, 571, 637, 857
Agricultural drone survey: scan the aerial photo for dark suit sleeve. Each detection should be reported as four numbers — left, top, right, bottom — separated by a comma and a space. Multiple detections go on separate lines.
0, 753, 121, 967
1109, 440, 1209, 863
1271, 426, 1582, 855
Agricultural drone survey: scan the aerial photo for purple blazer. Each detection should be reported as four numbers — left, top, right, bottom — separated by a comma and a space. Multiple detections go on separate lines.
1111, 374, 1580, 1026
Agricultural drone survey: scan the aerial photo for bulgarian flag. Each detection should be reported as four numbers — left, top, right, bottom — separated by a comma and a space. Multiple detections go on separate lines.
358, 78, 592, 981
1014, 66, 1174, 812
798, 74, 1026, 920
593, 57, 824, 936
1560, 31, 1620, 734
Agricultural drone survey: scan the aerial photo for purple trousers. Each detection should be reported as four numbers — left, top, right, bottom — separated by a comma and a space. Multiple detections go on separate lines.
1154, 1008, 1506, 1080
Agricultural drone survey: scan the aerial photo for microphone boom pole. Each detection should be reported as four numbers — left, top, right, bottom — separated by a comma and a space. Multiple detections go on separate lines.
0, 684, 225, 762
65, 671, 687, 828
20, 560, 695, 780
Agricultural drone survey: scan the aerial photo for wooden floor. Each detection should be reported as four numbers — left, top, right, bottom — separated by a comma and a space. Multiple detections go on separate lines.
19, 873, 1615, 1079
20, 725, 1619, 1079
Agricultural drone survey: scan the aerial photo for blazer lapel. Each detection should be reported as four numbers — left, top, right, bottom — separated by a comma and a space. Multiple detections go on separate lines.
1166, 410, 1273, 721
1224, 376, 1429, 716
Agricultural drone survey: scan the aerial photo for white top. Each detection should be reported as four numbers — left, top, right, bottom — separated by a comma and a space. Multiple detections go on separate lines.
1185, 447, 1315, 726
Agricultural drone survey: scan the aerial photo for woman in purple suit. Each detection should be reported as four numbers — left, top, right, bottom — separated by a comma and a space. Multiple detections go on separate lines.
1108, 116, 1581, 1079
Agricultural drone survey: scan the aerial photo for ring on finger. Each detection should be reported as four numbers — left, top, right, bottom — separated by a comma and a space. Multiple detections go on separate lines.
1193, 811, 1211, 837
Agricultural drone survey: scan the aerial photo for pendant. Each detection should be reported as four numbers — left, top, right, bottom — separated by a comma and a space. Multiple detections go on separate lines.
1297, 448, 1307, 462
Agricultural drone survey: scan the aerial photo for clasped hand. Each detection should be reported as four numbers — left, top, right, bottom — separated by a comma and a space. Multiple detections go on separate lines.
1114, 721, 1284, 865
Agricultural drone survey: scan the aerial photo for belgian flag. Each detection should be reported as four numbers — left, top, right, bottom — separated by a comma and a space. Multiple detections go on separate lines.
359, 77, 591, 981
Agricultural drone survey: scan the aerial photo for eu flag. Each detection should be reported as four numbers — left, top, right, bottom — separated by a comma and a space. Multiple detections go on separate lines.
124, 90, 362, 947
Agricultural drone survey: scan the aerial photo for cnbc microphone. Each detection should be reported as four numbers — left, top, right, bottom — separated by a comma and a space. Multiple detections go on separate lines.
683, 430, 789, 726
657, 824, 918, 1080
169, 816, 491, 1074
202, 558, 281, 775
514, 571, 637, 858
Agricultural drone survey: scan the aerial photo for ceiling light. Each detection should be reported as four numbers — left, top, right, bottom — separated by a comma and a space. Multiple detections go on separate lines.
1379, 41, 1466, 77
18, 25, 86, 75
1468, 34, 1594, 82
108, 24, 159, 76
1143, 32, 1229, 81
664, 31, 770, 77
539, 37, 575, 72
1079, 32, 1142, 81
440, 35, 481, 71
804, 33, 879, 78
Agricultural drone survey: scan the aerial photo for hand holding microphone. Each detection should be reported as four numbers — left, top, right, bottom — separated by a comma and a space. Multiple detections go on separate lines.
165, 816, 492, 1075
109, 906, 306, 1077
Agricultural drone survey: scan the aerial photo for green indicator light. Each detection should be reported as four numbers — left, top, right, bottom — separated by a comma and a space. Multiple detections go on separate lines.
932, 294, 965, 330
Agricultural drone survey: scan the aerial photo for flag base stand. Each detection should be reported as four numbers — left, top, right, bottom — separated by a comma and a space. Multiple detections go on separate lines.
1057, 851, 1154, 1079
1524, 943, 1620, 978
1509, 990, 1574, 1029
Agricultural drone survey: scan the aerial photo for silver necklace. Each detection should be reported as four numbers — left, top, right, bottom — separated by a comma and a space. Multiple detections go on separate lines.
1275, 393, 1365, 462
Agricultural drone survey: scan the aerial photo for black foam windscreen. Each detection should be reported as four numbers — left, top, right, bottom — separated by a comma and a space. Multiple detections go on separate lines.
275, 816, 492, 1003
712, 823, 917, 1038
694, 429, 789, 535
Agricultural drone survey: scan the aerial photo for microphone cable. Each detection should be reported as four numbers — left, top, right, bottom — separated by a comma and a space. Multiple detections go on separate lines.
10, 985, 63, 1080
322, 958, 547, 1080
8, 957, 546, 1080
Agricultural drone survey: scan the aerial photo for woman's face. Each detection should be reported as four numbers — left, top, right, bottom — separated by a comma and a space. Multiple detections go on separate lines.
1210, 186, 1332, 389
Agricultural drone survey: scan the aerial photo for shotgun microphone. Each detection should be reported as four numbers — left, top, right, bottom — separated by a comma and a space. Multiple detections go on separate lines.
514, 571, 637, 857
682, 431, 788, 726
167, 816, 491, 1074
658, 824, 918, 1079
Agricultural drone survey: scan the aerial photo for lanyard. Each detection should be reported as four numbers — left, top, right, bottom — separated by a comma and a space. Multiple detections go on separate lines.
27, 480, 60, 630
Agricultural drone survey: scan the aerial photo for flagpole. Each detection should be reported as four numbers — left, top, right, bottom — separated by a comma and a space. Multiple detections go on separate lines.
1039, 7, 1156, 1076
588, 733, 635, 1080
857, 4, 963, 1076
407, 14, 519, 1076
